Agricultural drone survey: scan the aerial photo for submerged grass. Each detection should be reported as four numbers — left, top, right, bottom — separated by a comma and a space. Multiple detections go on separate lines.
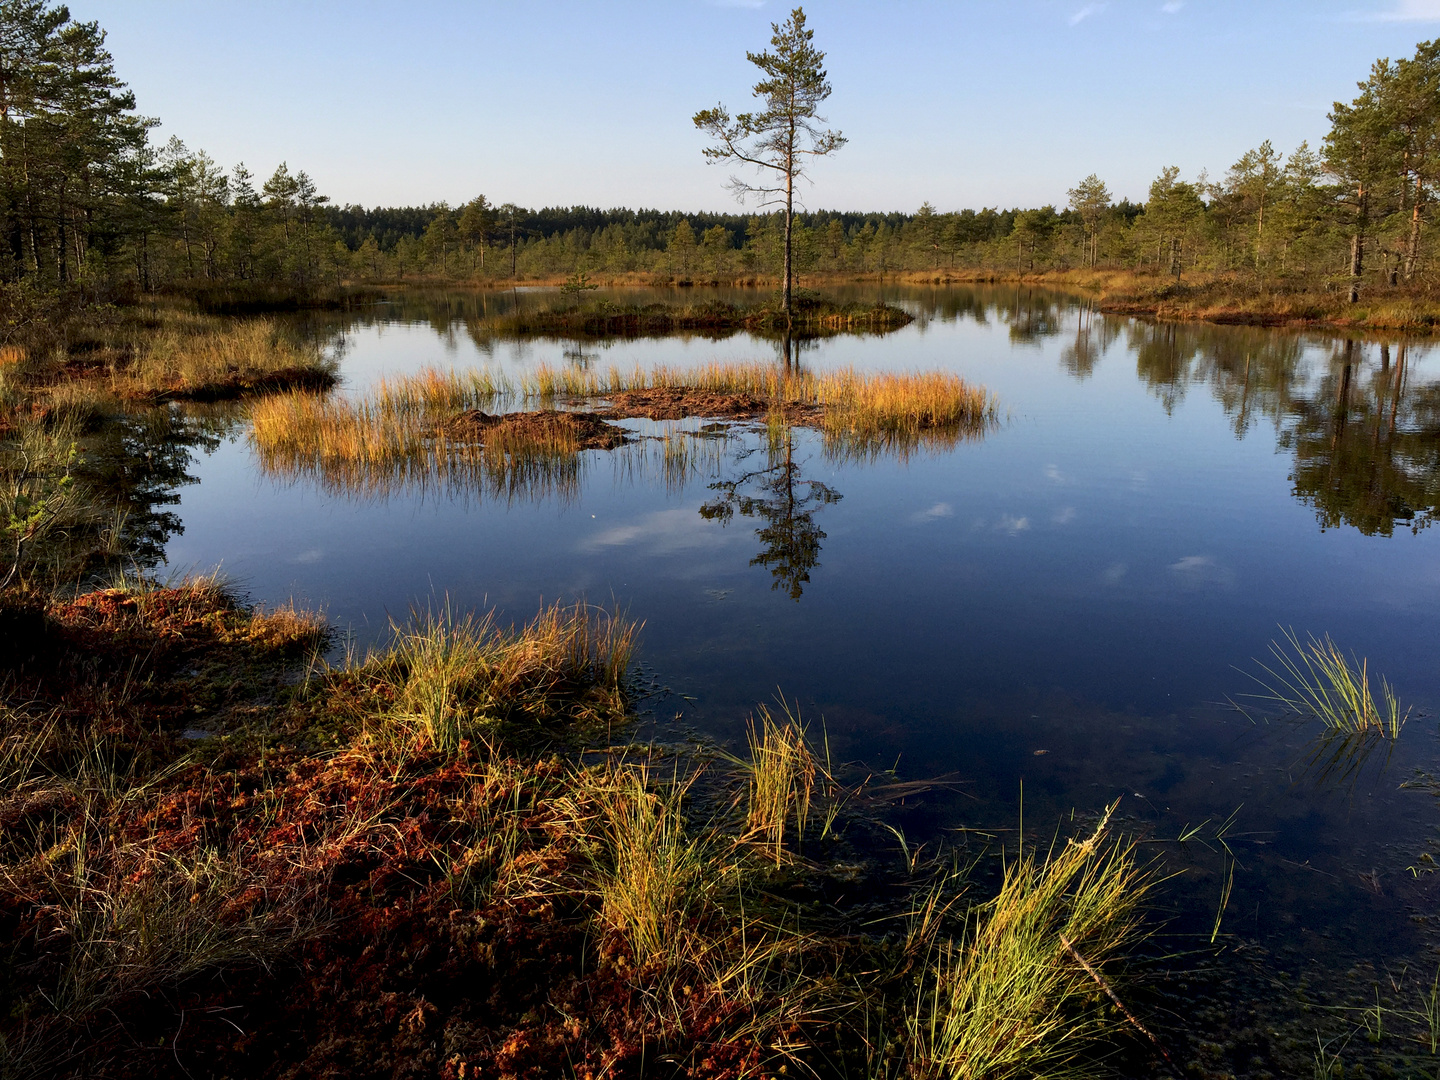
1240, 627, 1411, 738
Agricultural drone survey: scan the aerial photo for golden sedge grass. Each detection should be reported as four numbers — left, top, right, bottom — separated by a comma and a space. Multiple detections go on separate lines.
1240, 627, 1410, 738
908, 804, 1152, 1079
524, 360, 998, 442
118, 314, 332, 396
247, 362, 996, 493
584, 763, 712, 968
562, 758, 819, 1048
353, 600, 637, 753
740, 705, 820, 865
247, 371, 572, 500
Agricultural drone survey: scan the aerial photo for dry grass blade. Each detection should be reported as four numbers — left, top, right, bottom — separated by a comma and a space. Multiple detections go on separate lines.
51, 843, 325, 1016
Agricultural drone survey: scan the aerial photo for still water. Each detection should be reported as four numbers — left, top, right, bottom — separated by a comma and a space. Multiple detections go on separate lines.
150, 286, 1440, 1066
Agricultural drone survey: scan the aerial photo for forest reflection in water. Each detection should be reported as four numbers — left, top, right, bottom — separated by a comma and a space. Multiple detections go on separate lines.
993, 289, 1440, 539
45, 404, 240, 581
221, 285, 1440, 615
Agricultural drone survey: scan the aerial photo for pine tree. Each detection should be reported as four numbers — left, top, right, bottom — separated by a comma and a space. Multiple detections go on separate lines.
693, 7, 844, 318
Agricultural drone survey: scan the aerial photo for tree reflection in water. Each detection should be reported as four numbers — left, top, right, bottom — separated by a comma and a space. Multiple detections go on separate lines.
1071, 315, 1440, 538
700, 426, 841, 601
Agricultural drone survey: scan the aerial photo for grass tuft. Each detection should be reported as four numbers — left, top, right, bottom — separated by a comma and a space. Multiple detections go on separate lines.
740, 704, 821, 864
116, 314, 336, 401
908, 804, 1152, 1078
351, 600, 637, 753
585, 764, 711, 968
1241, 627, 1410, 738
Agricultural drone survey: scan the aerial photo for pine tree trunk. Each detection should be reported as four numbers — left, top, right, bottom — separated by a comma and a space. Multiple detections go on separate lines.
783, 180, 793, 320
1405, 175, 1423, 279
1350, 185, 1368, 304
1349, 234, 1364, 303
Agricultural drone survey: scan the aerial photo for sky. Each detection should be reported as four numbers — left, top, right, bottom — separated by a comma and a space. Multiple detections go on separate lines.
85, 0, 1440, 214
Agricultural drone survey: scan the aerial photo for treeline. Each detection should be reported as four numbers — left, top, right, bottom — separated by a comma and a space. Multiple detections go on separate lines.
2, 1, 1438, 299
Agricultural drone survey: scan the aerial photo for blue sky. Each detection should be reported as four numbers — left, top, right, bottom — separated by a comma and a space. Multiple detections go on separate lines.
89, 1, 1440, 213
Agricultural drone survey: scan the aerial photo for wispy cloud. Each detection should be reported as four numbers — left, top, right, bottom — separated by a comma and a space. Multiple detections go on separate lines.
911, 501, 954, 524
996, 514, 1030, 535
1160, 0, 1185, 12
1168, 554, 1234, 589
1350, 0, 1440, 19
1169, 555, 1213, 572
582, 508, 738, 554
1068, 3, 1106, 25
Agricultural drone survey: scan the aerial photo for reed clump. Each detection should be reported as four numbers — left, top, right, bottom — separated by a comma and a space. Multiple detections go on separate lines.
248, 368, 503, 460
819, 369, 997, 457
247, 370, 589, 500
583, 764, 713, 968
560, 757, 821, 1055
1241, 628, 1410, 738
908, 805, 1152, 1079
113, 314, 337, 400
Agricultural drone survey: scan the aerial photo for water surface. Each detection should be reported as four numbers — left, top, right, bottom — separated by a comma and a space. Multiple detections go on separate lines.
146, 285, 1440, 1070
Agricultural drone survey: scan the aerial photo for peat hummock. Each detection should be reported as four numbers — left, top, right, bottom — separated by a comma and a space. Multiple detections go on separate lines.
597, 386, 823, 423
446, 408, 631, 449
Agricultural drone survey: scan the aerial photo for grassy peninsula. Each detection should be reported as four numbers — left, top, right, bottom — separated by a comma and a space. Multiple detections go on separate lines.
891, 268, 1440, 333
477, 293, 914, 338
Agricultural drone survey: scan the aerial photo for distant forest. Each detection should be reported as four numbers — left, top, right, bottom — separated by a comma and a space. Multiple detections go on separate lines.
2, 0, 1438, 297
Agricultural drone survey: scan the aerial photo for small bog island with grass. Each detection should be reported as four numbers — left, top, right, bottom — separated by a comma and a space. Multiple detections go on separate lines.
9, 5, 1440, 1080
